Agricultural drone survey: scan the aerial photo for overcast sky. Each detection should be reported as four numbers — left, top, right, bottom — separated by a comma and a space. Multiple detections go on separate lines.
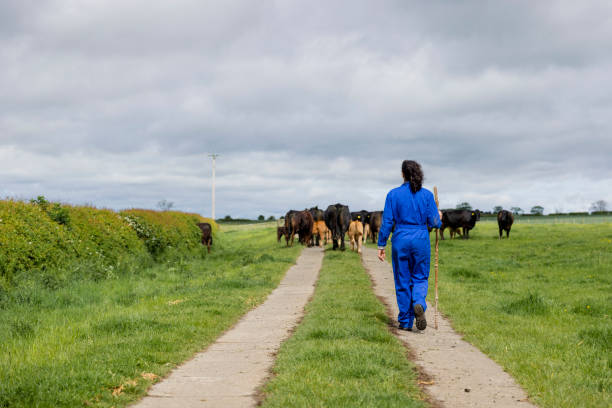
1, 0, 611, 217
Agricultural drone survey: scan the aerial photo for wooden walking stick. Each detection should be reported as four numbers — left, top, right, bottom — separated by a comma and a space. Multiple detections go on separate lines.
434, 186, 440, 330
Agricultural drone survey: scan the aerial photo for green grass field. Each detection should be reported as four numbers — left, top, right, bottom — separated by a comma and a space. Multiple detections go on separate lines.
429, 221, 611, 407
0, 225, 301, 408
261, 249, 426, 407
1, 218, 610, 407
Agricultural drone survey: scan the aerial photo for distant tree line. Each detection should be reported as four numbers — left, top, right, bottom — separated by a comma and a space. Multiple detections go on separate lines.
217, 215, 277, 224
218, 200, 609, 223
453, 200, 608, 216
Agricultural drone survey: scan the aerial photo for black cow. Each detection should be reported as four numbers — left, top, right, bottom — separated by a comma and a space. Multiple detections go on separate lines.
309, 206, 325, 222
369, 211, 382, 243
440, 210, 481, 240
497, 210, 514, 239
351, 210, 371, 226
197, 222, 213, 253
324, 203, 351, 250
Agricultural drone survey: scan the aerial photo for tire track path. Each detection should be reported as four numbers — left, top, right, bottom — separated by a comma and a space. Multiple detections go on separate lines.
134, 247, 323, 408
362, 247, 536, 408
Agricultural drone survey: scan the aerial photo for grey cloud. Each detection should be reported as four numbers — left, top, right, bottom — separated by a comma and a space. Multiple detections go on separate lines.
1, 1, 611, 217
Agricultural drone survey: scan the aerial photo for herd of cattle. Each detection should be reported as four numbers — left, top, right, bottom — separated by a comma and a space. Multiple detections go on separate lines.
277, 206, 515, 252
196, 207, 515, 253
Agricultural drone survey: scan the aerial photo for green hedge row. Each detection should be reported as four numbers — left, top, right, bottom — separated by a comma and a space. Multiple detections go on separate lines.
0, 199, 216, 285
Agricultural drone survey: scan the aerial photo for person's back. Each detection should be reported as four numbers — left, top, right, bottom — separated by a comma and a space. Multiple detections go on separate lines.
377, 160, 441, 331
381, 184, 437, 239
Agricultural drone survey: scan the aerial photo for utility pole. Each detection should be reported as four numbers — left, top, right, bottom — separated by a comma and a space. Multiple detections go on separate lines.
209, 154, 219, 220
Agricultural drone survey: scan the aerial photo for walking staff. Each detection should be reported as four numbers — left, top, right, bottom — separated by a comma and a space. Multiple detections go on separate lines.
434, 186, 440, 330
378, 161, 442, 331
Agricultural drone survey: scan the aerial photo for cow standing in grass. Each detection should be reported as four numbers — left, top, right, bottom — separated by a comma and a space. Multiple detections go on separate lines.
277, 226, 289, 243
497, 210, 514, 239
348, 220, 364, 253
440, 213, 463, 240
197, 222, 213, 253
440, 209, 481, 239
369, 211, 382, 243
324, 203, 351, 250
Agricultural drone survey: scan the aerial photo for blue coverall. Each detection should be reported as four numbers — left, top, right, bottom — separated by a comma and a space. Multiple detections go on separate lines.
378, 183, 441, 329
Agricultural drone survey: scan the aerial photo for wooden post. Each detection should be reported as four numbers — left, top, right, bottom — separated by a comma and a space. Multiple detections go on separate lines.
434, 186, 440, 330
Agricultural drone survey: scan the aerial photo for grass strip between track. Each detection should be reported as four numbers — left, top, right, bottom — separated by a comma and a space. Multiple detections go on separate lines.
0, 225, 301, 408
261, 249, 426, 407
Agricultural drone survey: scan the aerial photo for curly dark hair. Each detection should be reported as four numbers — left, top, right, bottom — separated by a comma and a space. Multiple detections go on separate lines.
401, 160, 423, 193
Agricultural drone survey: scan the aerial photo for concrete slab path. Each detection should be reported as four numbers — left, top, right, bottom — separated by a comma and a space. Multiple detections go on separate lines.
134, 247, 324, 408
361, 247, 536, 408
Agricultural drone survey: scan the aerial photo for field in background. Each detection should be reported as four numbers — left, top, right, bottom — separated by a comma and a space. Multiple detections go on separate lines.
219, 220, 279, 232
428, 221, 611, 407
479, 214, 612, 225
0, 225, 301, 407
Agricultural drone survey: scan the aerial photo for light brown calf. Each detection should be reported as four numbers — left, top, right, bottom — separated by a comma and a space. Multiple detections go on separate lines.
348, 220, 364, 253
312, 220, 329, 247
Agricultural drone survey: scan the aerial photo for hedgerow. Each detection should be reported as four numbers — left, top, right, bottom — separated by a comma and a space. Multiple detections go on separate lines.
0, 198, 216, 286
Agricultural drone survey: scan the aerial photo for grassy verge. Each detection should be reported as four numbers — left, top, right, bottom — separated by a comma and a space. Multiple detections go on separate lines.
261, 249, 426, 407
377, 222, 610, 408
0, 225, 301, 408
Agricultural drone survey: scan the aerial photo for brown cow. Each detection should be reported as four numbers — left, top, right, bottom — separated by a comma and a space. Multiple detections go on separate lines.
311, 220, 329, 247
284, 210, 299, 246
289, 210, 314, 247
197, 222, 213, 253
368, 211, 382, 243
277, 226, 289, 243
348, 220, 364, 253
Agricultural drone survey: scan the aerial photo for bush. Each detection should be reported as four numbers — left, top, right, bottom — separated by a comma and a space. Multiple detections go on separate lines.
48, 203, 71, 226
31, 196, 71, 226
0, 200, 71, 282
64, 205, 148, 264
0, 199, 217, 284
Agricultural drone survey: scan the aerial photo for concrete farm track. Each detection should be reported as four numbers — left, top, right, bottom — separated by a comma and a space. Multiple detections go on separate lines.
133, 245, 537, 407
133, 247, 323, 408
362, 246, 537, 408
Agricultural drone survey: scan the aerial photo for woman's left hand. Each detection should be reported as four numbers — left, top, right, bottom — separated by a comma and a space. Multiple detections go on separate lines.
378, 248, 386, 262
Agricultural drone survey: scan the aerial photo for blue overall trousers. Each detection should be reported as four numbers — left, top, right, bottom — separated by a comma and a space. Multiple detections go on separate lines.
378, 183, 441, 329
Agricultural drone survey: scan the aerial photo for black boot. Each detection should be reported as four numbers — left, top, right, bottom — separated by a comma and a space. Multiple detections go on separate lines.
414, 304, 427, 330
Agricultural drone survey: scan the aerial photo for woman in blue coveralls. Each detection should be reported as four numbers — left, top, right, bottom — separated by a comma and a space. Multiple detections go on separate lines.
377, 160, 442, 331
